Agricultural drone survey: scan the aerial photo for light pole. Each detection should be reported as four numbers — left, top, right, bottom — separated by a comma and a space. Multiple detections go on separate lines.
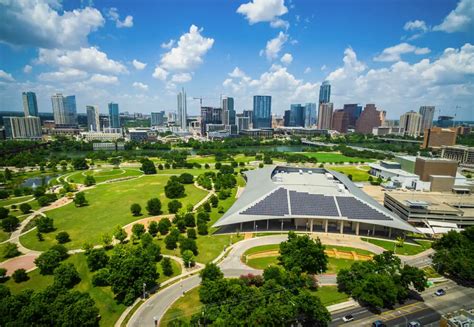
281, 220, 284, 234
142, 282, 146, 299
256, 224, 258, 235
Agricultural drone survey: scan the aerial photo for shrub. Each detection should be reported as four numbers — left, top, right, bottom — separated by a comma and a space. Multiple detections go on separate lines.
179, 173, 194, 184
146, 198, 162, 215
187, 228, 197, 239
19, 203, 32, 214
55, 231, 70, 244
130, 203, 142, 216
168, 200, 182, 214
12, 269, 29, 283
161, 257, 174, 276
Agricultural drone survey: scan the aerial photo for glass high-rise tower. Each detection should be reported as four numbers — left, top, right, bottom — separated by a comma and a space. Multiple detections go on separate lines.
319, 81, 331, 104
108, 103, 120, 128
51, 93, 77, 127
177, 88, 187, 130
86, 105, 100, 131
22, 91, 38, 117
252, 95, 272, 129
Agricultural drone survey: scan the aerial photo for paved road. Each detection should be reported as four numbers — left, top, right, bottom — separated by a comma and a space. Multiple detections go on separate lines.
330, 280, 474, 326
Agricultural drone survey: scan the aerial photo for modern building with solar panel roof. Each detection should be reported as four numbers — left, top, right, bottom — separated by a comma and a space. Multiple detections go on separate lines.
213, 165, 419, 236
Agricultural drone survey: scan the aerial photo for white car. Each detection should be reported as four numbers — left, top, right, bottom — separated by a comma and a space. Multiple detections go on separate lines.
342, 314, 354, 323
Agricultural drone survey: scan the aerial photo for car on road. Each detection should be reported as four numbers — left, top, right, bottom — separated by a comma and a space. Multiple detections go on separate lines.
342, 314, 354, 323
372, 320, 386, 327
408, 321, 421, 327
434, 288, 446, 296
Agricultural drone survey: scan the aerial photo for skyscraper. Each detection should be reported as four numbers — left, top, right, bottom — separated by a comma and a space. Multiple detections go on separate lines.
86, 105, 100, 132
3, 116, 42, 139
22, 91, 38, 117
304, 103, 317, 127
108, 103, 120, 128
342, 104, 362, 128
243, 110, 253, 127
289, 104, 305, 127
319, 81, 331, 104
177, 88, 187, 130
51, 93, 77, 127
317, 103, 333, 129
252, 95, 271, 129
151, 111, 165, 126
201, 107, 222, 135
419, 106, 435, 131
222, 96, 235, 125
400, 111, 422, 137
331, 110, 350, 133
355, 104, 385, 134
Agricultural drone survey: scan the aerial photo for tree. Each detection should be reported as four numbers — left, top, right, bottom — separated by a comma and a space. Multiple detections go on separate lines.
165, 178, 185, 198
203, 202, 211, 212
158, 164, 164, 170
141, 158, 157, 174
148, 221, 159, 237
36, 216, 54, 232
168, 199, 182, 214
197, 222, 208, 235
34, 247, 68, 275
114, 226, 127, 243
3, 242, 21, 258
164, 233, 178, 250
12, 269, 29, 283
83, 175, 96, 186
179, 173, 194, 184
187, 228, 197, 239
55, 231, 70, 244
161, 257, 174, 276
74, 192, 88, 207
200, 263, 223, 282
102, 233, 112, 248
87, 248, 109, 272
183, 212, 195, 227
180, 237, 198, 255
146, 198, 162, 215
209, 195, 218, 207
19, 203, 32, 214
182, 250, 194, 268
0, 268, 7, 282
0, 207, 9, 219
92, 268, 110, 287
130, 203, 142, 216
1, 216, 19, 232
72, 157, 89, 170
278, 231, 328, 274
53, 263, 81, 289
4, 168, 12, 180
131, 223, 146, 239
158, 218, 172, 235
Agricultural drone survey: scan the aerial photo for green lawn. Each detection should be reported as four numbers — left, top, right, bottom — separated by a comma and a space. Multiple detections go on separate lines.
155, 168, 213, 176
65, 167, 143, 184
327, 165, 371, 182
157, 258, 182, 284
297, 152, 373, 163
361, 238, 430, 256
422, 266, 441, 278
0, 230, 10, 243
243, 243, 374, 258
0, 242, 23, 263
160, 286, 201, 327
20, 174, 209, 250
312, 286, 349, 306
0, 195, 34, 207
325, 245, 374, 256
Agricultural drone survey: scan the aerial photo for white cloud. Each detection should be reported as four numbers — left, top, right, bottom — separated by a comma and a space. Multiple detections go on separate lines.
171, 73, 192, 83
152, 66, 169, 80
161, 39, 175, 49
280, 53, 293, 64
107, 8, 133, 28
320, 65, 327, 71
374, 43, 431, 62
0, 0, 104, 49
37, 47, 128, 74
404, 20, 429, 32
304, 67, 312, 74
23, 65, 33, 73
89, 74, 118, 84
0, 70, 15, 82
132, 59, 147, 70
237, 0, 288, 28
133, 81, 149, 91
433, 0, 474, 33
160, 25, 214, 71
261, 31, 288, 60
38, 68, 88, 82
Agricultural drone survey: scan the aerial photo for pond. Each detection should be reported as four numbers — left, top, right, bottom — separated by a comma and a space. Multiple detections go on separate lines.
21, 175, 56, 188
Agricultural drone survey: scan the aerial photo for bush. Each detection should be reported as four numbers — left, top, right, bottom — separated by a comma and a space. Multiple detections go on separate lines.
12, 269, 29, 283
55, 231, 70, 244
19, 203, 32, 214
36, 216, 54, 233
3, 243, 21, 258
92, 268, 110, 286
161, 257, 174, 276
146, 198, 162, 215
168, 200, 182, 214
130, 203, 142, 216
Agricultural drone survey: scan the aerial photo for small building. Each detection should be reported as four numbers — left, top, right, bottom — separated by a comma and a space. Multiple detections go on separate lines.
441, 309, 474, 327
414, 157, 458, 182
92, 142, 125, 151
441, 145, 474, 165
369, 161, 421, 189
394, 155, 417, 173
422, 127, 457, 149
240, 128, 274, 138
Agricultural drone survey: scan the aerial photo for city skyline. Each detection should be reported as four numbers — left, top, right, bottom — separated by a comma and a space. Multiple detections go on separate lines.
0, 0, 473, 120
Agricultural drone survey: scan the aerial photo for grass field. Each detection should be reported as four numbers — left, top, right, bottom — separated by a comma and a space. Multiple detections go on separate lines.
361, 238, 431, 255
0, 195, 34, 207
160, 286, 201, 326
20, 174, 209, 250
312, 286, 349, 306
0, 242, 23, 262
243, 243, 374, 258
297, 152, 373, 163
327, 165, 371, 182
65, 168, 143, 184
157, 258, 182, 284
0, 230, 10, 243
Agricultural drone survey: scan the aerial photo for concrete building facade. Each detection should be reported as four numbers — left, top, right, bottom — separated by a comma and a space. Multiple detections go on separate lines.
414, 157, 458, 182
422, 127, 457, 149
3, 116, 42, 139
317, 102, 333, 130
355, 104, 385, 134
400, 111, 422, 137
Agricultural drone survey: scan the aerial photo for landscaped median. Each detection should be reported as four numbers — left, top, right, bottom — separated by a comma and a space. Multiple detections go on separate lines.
361, 237, 432, 256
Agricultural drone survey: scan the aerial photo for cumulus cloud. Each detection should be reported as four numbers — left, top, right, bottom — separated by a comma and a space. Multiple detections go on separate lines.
133, 81, 149, 91
0, 70, 15, 82
23, 65, 33, 74
280, 53, 293, 64
374, 43, 431, 62
261, 31, 288, 60
152, 66, 169, 80
404, 20, 429, 32
38, 68, 88, 82
0, 0, 104, 49
304, 67, 312, 74
89, 74, 118, 84
37, 47, 128, 74
132, 59, 147, 70
237, 0, 289, 28
161, 39, 175, 49
107, 8, 133, 28
171, 73, 192, 83
433, 0, 474, 33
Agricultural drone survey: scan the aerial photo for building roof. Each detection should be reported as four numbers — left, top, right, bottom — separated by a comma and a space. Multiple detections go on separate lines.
368, 163, 419, 178
213, 166, 419, 232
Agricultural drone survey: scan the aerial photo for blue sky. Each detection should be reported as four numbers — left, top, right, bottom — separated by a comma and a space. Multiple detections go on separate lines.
0, 0, 473, 120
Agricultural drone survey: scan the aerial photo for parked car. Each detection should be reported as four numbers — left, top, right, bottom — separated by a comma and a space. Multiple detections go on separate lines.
342, 314, 354, 323
434, 289, 446, 296
372, 320, 386, 327
408, 321, 421, 327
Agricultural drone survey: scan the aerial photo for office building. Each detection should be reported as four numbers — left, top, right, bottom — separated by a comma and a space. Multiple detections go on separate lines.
422, 127, 457, 149
108, 103, 120, 128
151, 111, 165, 126
437, 116, 454, 128
441, 145, 474, 165
419, 106, 435, 131
252, 96, 271, 128
239, 128, 273, 138
22, 91, 38, 117
372, 126, 405, 136
86, 105, 100, 132
400, 111, 422, 137
222, 97, 235, 125
355, 104, 385, 134
201, 107, 222, 136
289, 104, 305, 127
414, 157, 458, 182
368, 161, 420, 189
317, 102, 333, 130
342, 104, 362, 128
177, 88, 187, 130
331, 110, 350, 133
51, 93, 78, 127
3, 116, 42, 139
236, 115, 250, 132
319, 81, 331, 104
167, 112, 177, 124
304, 103, 317, 127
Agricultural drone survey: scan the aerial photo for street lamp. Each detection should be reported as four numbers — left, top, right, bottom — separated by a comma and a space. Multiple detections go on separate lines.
256, 224, 258, 235
281, 220, 284, 234
142, 282, 146, 299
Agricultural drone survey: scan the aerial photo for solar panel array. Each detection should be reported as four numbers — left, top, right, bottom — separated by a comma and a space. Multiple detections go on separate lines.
336, 196, 392, 221
289, 191, 339, 216
241, 188, 289, 216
